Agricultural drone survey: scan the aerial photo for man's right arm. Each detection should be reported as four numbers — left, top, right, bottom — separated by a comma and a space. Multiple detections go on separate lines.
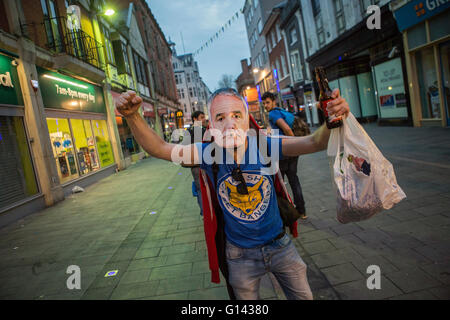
117, 91, 197, 165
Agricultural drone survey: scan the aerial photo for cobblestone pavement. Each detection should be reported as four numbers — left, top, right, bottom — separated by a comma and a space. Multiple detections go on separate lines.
0, 123, 449, 300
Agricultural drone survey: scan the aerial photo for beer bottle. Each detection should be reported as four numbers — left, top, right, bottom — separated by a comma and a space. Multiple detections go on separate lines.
315, 67, 342, 129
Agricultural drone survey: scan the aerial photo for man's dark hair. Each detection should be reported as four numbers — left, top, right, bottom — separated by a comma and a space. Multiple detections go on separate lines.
192, 110, 205, 121
261, 91, 276, 101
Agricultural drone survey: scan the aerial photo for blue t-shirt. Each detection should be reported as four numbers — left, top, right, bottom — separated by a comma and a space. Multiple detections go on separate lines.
195, 136, 284, 249
269, 108, 294, 134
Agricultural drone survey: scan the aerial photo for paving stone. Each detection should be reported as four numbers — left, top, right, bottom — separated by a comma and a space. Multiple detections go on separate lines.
413, 245, 450, 263
159, 243, 196, 256
419, 261, 450, 285
172, 233, 205, 245
303, 240, 337, 255
81, 286, 115, 300
188, 287, 230, 300
334, 276, 402, 300
149, 263, 192, 281
119, 269, 152, 284
331, 223, 363, 236
350, 255, 399, 275
298, 229, 336, 243
385, 267, 442, 293
310, 247, 362, 269
165, 251, 206, 265
110, 281, 159, 300
327, 234, 365, 249
134, 247, 161, 259
321, 263, 364, 285
127, 256, 167, 271
141, 292, 189, 300
428, 286, 450, 300
156, 274, 203, 295
388, 290, 439, 300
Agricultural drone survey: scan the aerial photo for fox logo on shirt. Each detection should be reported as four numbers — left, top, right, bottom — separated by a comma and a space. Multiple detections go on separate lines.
219, 173, 271, 221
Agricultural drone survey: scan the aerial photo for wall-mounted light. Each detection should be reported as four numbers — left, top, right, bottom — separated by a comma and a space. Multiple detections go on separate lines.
104, 9, 115, 16
253, 68, 259, 74
43, 74, 88, 89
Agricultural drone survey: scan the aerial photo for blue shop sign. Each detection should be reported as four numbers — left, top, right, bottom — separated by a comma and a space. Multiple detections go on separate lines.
393, 0, 450, 32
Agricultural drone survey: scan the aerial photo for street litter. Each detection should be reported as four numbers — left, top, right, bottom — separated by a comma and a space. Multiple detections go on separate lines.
104, 270, 118, 277
328, 113, 406, 224
149, 211, 157, 215
168, 187, 173, 189
72, 186, 85, 193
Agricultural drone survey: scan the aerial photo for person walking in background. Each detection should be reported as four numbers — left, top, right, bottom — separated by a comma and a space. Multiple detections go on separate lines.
188, 111, 207, 217
262, 92, 309, 220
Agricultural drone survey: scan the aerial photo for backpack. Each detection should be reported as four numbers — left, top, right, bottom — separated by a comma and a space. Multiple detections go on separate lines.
273, 108, 310, 137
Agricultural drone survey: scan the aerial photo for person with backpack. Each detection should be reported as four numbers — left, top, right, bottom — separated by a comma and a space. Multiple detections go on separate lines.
115, 87, 349, 300
262, 92, 310, 220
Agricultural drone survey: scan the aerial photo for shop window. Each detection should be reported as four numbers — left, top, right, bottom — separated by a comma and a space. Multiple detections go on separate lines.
92, 120, 115, 168
416, 47, 441, 119
47, 118, 79, 183
0, 116, 38, 208
70, 119, 99, 175
429, 10, 450, 42
407, 23, 427, 50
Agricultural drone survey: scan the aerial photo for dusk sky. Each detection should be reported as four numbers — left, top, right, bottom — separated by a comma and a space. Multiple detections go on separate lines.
146, 0, 251, 92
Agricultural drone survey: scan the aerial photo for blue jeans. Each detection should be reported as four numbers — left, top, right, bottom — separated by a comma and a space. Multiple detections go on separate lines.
191, 167, 203, 216
226, 234, 313, 300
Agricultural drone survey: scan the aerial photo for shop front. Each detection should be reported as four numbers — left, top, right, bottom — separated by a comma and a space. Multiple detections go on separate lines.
0, 53, 39, 212
111, 90, 146, 163
37, 67, 116, 189
307, 4, 412, 126
393, 1, 450, 127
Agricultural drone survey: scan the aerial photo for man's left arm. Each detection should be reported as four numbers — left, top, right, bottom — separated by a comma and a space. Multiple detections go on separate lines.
281, 89, 349, 157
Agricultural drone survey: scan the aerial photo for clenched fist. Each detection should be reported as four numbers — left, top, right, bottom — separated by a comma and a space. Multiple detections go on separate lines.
115, 90, 143, 118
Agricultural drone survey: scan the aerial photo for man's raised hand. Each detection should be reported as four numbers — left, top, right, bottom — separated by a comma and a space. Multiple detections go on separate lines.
116, 90, 143, 118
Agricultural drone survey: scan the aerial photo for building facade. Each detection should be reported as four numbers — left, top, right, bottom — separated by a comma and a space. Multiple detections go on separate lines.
391, 0, 449, 127
300, 0, 414, 126
236, 58, 260, 122
242, 0, 285, 126
173, 50, 210, 126
262, 2, 293, 111
0, 0, 182, 226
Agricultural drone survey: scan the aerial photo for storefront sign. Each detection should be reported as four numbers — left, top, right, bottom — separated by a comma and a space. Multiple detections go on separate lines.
374, 58, 408, 119
281, 87, 295, 100
393, 0, 450, 31
0, 54, 23, 106
37, 67, 106, 113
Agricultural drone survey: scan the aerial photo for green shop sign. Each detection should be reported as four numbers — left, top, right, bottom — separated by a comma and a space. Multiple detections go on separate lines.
37, 67, 106, 113
0, 54, 23, 106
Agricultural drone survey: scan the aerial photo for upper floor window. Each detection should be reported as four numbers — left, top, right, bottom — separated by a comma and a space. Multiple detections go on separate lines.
257, 19, 263, 34
289, 27, 298, 45
333, 0, 346, 35
361, 0, 381, 16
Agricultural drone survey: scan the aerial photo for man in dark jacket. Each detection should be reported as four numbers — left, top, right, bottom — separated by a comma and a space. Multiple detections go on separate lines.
115, 88, 350, 300
262, 92, 308, 219
188, 111, 207, 216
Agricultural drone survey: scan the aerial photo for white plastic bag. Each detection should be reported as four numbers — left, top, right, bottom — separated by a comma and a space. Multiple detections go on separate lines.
327, 113, 406, 224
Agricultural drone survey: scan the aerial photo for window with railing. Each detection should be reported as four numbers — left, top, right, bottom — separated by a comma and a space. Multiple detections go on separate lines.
101, 23, 115, 65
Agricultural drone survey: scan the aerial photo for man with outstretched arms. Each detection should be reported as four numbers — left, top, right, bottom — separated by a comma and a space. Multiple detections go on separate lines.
116, 88, 349, 300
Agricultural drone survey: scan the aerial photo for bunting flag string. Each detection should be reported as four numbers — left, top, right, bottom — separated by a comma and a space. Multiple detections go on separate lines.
193, 10, 241, 57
